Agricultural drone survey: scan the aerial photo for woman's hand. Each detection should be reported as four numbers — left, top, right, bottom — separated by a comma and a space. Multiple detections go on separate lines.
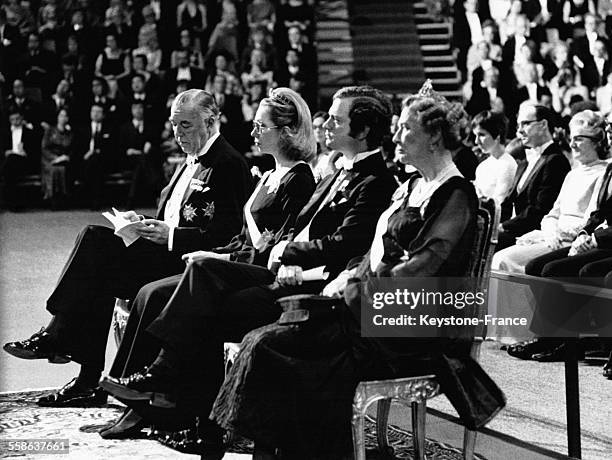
181, 250, 229, 264
276, 265, 303, 286
321, 270, 351, 298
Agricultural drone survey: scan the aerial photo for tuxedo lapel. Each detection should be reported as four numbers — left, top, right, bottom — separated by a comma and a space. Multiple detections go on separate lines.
294, 169, 343, 232
598, 163, 612, 206
517, 153, 547, 195
510, 160, 527, 196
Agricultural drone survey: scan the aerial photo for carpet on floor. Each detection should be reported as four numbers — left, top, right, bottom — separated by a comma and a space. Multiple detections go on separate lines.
0, 390, 487, 459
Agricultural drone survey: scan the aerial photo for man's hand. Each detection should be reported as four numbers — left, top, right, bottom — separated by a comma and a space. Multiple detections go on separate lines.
136, 219, 170, 245
568, 233, 597, 256
276, 265, 303, 286
120, 210, 142, 222
321, 270, 351, 298
83, 149, 96, 160
127, 148, 143, 156
181, 250, 230, 264
544, 234, 563, 250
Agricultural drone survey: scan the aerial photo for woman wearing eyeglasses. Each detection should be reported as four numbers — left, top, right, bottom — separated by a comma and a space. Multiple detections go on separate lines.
97, 87, 316, 439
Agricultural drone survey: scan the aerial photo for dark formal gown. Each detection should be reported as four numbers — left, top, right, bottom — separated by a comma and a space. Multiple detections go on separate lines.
210, 175, 504, 458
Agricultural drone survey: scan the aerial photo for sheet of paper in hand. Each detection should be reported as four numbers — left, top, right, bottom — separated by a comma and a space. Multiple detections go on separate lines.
101, 207, 146, 247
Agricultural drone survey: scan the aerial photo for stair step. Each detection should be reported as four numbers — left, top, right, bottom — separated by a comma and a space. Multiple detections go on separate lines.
422, 55, 454, 62
417, 22, 449, 32
319, 56, 354, 64
351, 24, 414, 34
353, 35, 421, 45
421, 43, 450, 51
430, 76, 461, 84
317, 20, 350, 29
424, 66, 457, 73
353, 5, 411, 15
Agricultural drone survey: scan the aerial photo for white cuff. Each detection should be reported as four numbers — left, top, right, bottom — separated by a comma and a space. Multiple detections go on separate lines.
267, 240, 289, 270
168, 226, 176, 251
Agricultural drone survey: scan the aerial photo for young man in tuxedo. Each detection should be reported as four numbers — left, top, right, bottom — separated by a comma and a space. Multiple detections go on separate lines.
4, 90, 252, 408
497, 102, 570, 250
100, 86, 399, 452
0, 108, 39, 210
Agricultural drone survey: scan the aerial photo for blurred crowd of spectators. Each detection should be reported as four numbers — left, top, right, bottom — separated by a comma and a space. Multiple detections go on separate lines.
0, 0, 317, 210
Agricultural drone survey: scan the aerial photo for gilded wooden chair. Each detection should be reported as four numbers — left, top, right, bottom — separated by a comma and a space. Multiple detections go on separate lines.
351, 198, 500, 460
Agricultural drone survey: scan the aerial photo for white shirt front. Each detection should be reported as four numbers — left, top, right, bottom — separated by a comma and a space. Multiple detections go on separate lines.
177, 66, 192, 81
10, 125, 24, 156
517, 140, 553, 192
466, 12, 483, 44
164, 132, 220, 249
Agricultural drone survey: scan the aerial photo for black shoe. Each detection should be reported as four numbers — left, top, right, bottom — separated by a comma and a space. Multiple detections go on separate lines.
507, 339, 554, 360
37, 378, 108, 407
99, 409, 147, 439
532, 343, 585, 362
3, 328, 70, 363
99, 367, 176, 408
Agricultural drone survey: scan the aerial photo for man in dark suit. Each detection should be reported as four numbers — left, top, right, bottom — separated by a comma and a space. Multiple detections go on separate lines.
571, 14, 611, 82
497, 102, 570, 250
5, 79, 41, 128
119, 100, 161, 207
452, 0, 489, 79
0, 107, 39, 210
210, 73, 243, 140
165, 50, 205, 93
582, 38, 611, 90
3, 90, 252, 408
78, 103, 116, 209
501, 15, 542, 71
515, 63, 553, 106
100, 86, 399, 448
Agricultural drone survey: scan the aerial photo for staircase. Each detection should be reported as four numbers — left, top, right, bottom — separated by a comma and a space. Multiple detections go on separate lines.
412, 2, 462, 99
349, 0, 426, 97
315, 0, 355, 106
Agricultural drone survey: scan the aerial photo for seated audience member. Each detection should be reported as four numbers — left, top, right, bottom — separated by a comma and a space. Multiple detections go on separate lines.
41, 79, 72, 129
285, 25, 316, 70
41, 108, 74, 209
453, 0, 487, 79
207, 0, 240, 62
247, 0, 276, 31
105, 5, 136, 50
3, 90, 252, 409
6, 79, 40, 128
493, 110, 609, 274
77, 103, 116, 209
472, 110, 517, 204
119, 101, 161, 207
0, 108, 39, 210
240, 24, 276, 72
571, 12, 609, 79
448, 103, 479, 180
18, 32, 60, 96
497, 103, 571, 250
176, 0, 208, 48
129, 73, 161, 128
171, 28, 204, 69
95, 33, 130, 83
119, 54, 161, 98
240, 48, 274, 89
310, 110, 336, 182
501, 14, 541, 72
204, 52, 240, 94
596, 71, 612, 116
165, 50, 206, 93
99, 86, 399, 449
516, 63, 551, 106
208, 82, 504, 459
466, 66, 508, 116
210, 73, 244, 141
132, 32, 162, 74
99, 87, 317, 439
549, 67, 590, 117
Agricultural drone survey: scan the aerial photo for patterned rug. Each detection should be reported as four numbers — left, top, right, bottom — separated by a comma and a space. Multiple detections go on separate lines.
0, 390, 487, 459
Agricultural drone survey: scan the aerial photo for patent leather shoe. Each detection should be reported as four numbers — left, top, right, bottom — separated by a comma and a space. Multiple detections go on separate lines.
532, 343, 584, 362
3, 328, 70, 363
37, 378, 107, 407
99, 367, 176, 408
507, 338, 553, 360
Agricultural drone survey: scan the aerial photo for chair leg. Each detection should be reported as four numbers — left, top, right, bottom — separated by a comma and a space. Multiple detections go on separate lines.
411, 401, 426, 460
376, 399, 394, 457
463, 428, 477, 460
351, 411, 367, 460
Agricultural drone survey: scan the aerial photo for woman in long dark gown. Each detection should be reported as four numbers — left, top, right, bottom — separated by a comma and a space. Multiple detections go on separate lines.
99, 87, 317, 438
210, 84, 505, 459
41, 108, 73, 209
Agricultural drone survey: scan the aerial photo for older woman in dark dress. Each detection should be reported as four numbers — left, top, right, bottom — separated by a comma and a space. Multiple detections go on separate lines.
210, 83, 504, 459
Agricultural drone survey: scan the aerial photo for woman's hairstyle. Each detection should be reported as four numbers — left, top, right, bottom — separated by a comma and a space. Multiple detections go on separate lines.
403, 82, 468, 150
332, 85, 393, 149
260, 87, 316, 162
471, 110, 508, 144
569, 109, 609, 158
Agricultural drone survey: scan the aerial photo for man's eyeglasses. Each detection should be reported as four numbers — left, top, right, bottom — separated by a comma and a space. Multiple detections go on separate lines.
517, 119, 540, 129
252, 122, 280, 135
